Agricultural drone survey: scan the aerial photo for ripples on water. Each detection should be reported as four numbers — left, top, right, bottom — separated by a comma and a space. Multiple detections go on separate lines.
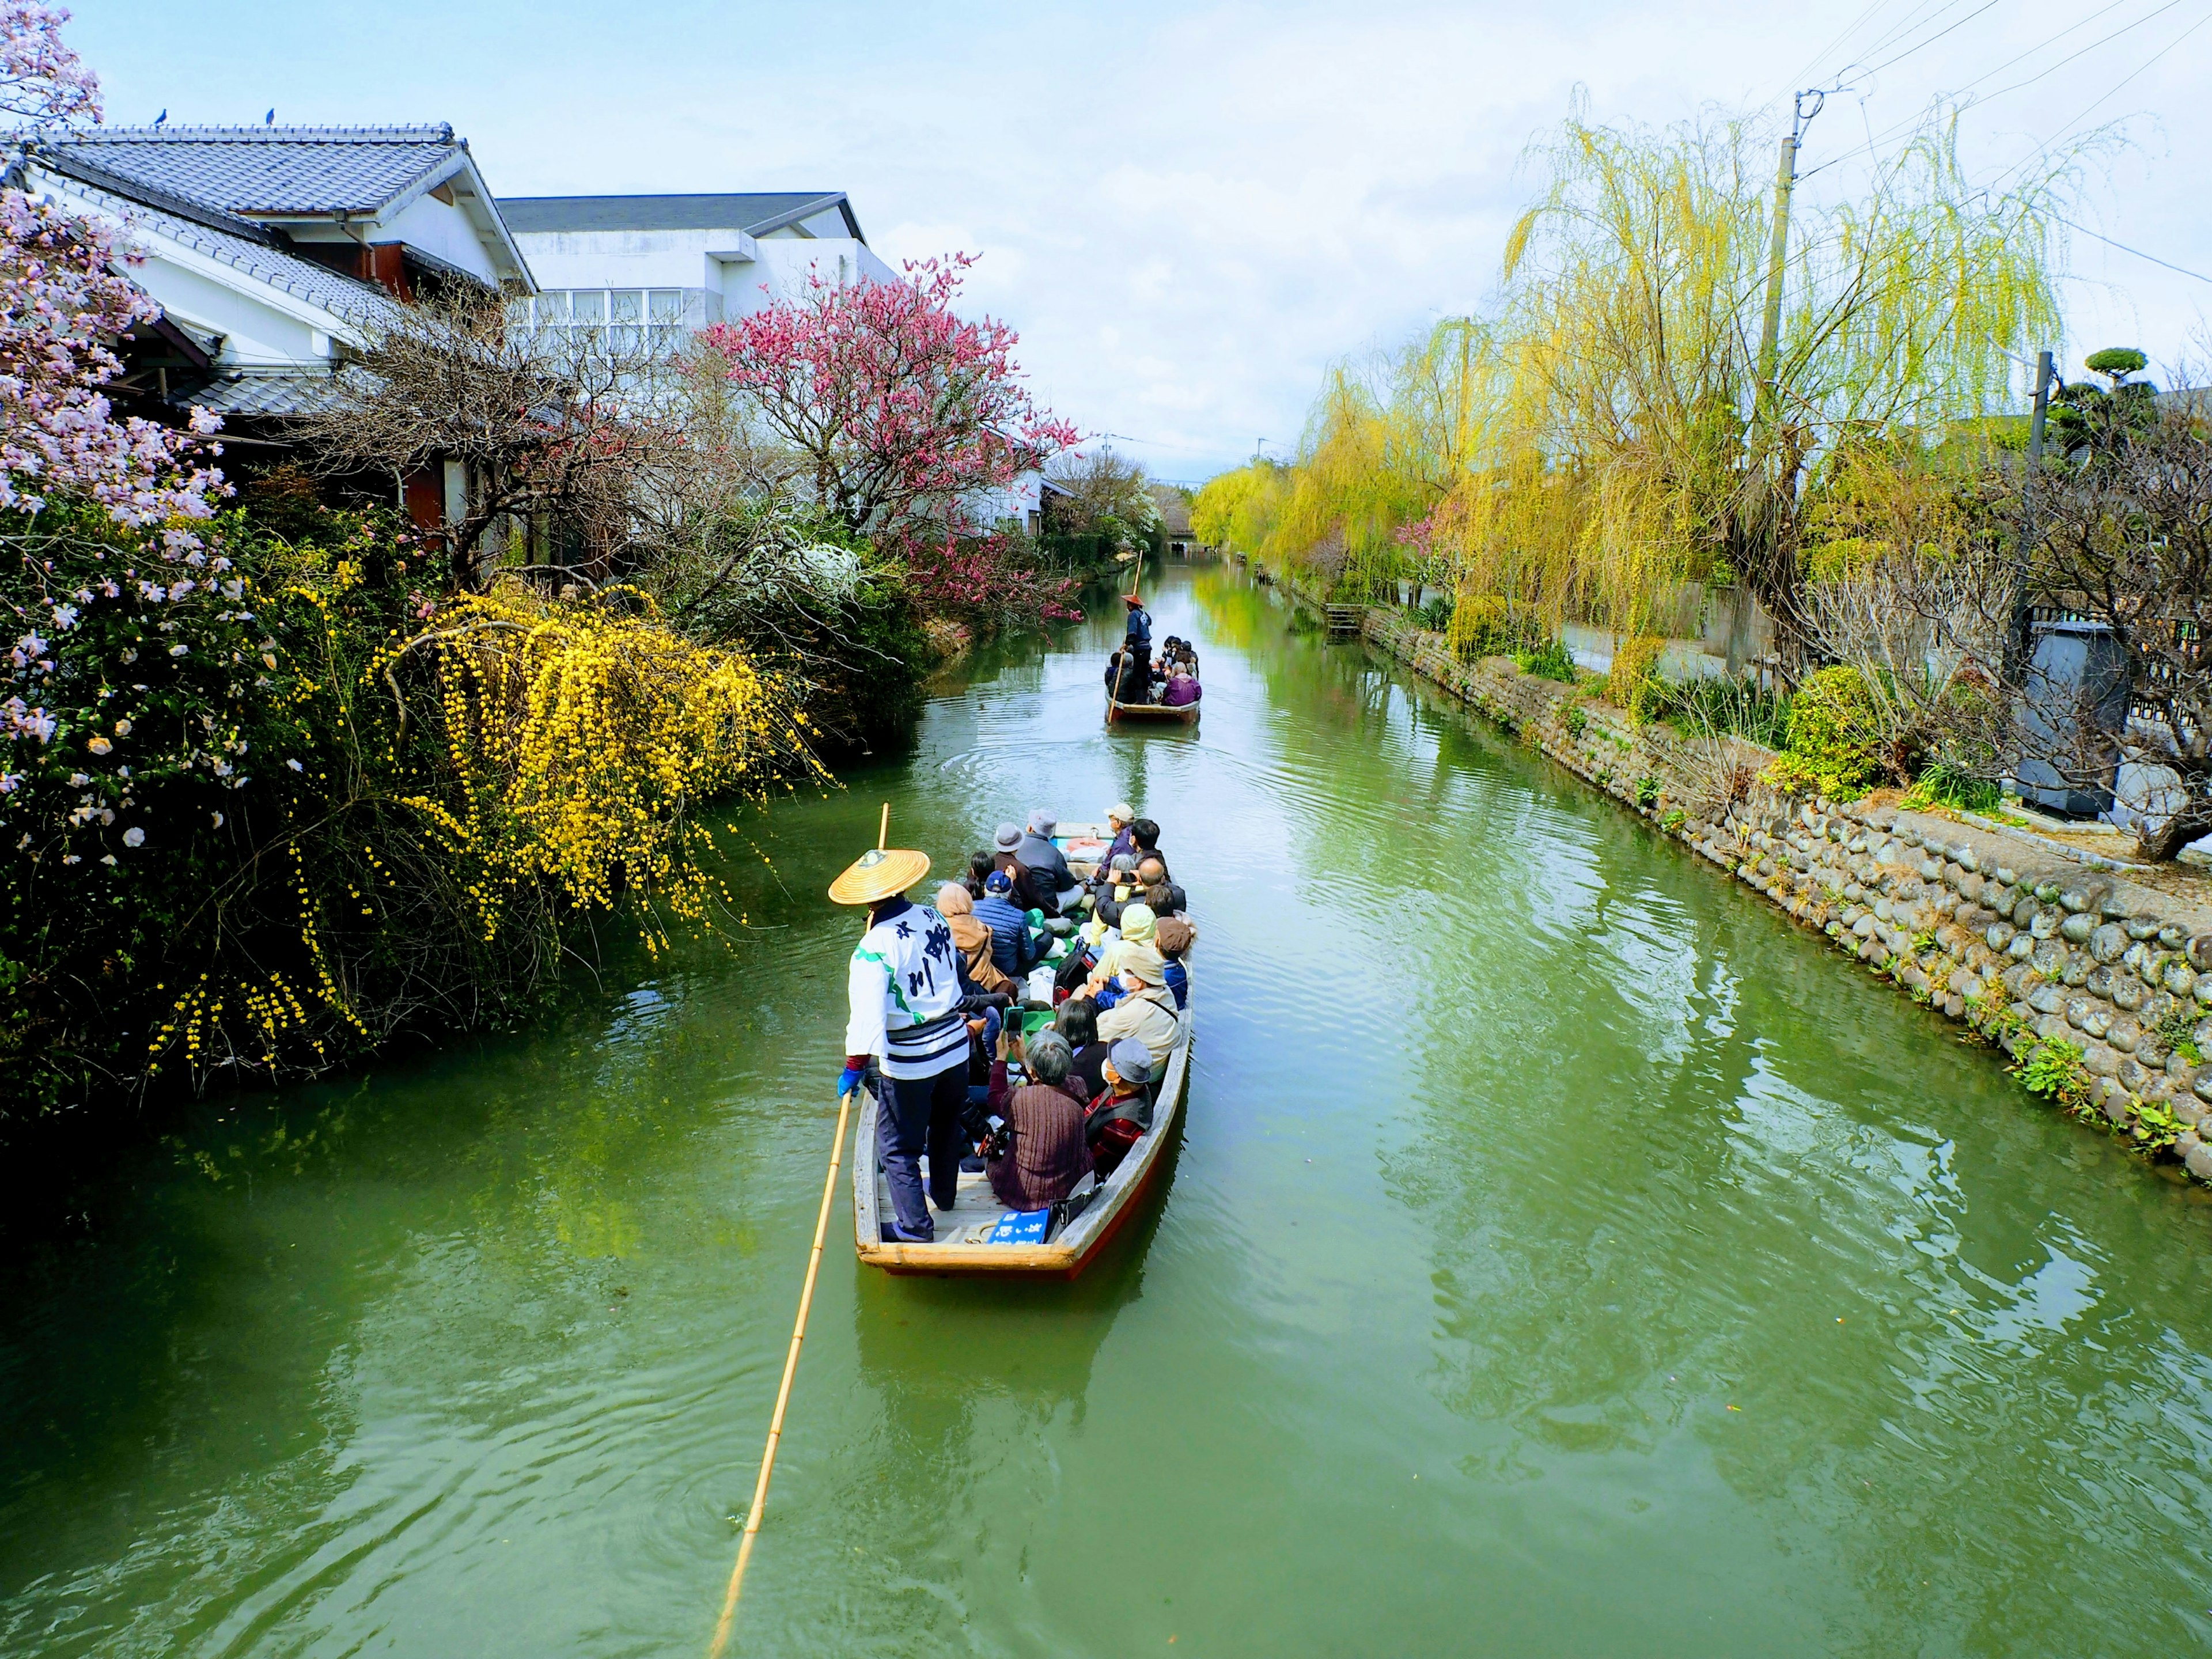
4, 567, 2212, 1657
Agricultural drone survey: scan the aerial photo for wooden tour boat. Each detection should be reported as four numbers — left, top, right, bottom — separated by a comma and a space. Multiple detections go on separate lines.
1104, 691, 1200, 726
851, 821, 1192, 1277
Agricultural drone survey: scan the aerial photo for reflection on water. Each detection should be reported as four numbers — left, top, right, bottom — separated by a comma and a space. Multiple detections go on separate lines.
4, 566, 2212, 1656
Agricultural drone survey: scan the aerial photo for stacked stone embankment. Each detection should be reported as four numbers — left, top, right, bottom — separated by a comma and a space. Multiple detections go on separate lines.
1351, 603, 2212, 1184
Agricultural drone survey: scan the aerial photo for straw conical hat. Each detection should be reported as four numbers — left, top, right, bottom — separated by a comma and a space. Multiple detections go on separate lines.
827, 846, 931, 906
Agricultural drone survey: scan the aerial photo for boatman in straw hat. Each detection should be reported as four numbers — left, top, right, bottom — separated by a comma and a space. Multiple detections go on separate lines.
831, 843, 969, 1243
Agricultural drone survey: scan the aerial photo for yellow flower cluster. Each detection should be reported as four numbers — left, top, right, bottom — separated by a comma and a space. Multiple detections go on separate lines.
382, 584, 823, 950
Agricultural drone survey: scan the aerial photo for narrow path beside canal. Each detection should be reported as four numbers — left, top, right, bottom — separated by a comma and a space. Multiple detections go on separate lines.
5, 564, 2211, 1657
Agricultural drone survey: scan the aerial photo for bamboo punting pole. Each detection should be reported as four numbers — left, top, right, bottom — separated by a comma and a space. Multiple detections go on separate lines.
705, 805, 887, 1658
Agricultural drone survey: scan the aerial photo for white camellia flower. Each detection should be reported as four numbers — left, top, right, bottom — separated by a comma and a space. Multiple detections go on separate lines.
122, 827, 145, 847
285, 758, 303, 772
113, 718, 131, 737
168, 644, 189, 657
100, 854, 116, 866
210, 811, 224, 828
86, 736, 111, 755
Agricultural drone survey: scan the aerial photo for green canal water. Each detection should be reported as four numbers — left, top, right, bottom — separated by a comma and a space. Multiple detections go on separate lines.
6, 564, 2212, 1657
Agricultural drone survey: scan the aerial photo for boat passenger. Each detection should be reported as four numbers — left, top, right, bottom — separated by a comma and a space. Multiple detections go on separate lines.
961, 850, 994, 901
974, 869, 1041, 980
1138, 859, 1187, 918
1017, 810, 1084, 914
983, 1030, 1093, 1210
1056, 996, 1113, 1101
832, 845, 969, 1244
1094, 943, 1179, 1074
990, 821, 1048, 913
1093, 853, 1143, 928
1163, 668, 1201, 708
1113, 643, 1152, 704
1100, 803, 1138, 871
1086, 902, 1156, 999
1130, 819, 1162, 869
1154, 914, 1194, 1010
937, 882, 1014, 996
1086, 1039, 1155, 1177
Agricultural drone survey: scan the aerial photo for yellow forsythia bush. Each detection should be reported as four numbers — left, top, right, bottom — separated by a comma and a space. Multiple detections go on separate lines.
386, 584, 824, 950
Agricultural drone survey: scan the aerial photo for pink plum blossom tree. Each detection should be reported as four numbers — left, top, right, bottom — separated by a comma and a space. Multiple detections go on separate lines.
700, 255, 1081, 626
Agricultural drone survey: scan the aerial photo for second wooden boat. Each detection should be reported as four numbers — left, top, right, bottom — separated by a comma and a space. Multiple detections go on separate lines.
1105, 692, 1200, 726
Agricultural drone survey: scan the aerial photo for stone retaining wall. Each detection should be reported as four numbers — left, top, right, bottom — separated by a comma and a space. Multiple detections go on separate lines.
1353, 603, 2212, 1184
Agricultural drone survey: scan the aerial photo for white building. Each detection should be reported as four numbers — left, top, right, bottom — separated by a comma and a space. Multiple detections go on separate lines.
10, 123, 531, 435
500, 192, 896, 339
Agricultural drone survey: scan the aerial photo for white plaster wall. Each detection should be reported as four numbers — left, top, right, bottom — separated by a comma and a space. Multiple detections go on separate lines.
516, 229, 897, 324
378, 195, 501, 282
514, 228, 757, 294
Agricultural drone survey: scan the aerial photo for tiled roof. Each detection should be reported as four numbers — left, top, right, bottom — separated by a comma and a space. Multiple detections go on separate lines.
31, 165, 403, 329
182, 369, 349, 418
33, 124, 463, 217
500, 191, 862, 240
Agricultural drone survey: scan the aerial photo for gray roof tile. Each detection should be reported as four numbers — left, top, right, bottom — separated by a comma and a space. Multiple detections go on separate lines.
33, 164, 405, 329
501, 191, 861, 240
183, 369, 349, 418
37, 124, 461, 217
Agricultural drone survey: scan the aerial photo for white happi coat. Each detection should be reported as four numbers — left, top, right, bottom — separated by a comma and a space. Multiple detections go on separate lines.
844, 902, 968, 1081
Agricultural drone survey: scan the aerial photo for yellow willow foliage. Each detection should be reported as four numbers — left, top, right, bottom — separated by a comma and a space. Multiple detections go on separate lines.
1192, 460, 1293, 555
1227, 100, 2078, 655
384, 587, 824, 950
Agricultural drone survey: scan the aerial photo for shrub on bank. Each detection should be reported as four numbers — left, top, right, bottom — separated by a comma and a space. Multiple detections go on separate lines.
1, 504, 819, 1120
1764, 665, 1884, 799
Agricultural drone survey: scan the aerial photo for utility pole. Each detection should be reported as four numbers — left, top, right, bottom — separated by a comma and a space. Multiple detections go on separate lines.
1755, 88, 1827, 422
2005, 349, 2057, 681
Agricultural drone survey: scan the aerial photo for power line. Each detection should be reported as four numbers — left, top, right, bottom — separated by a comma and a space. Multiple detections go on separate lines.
2058, 214, 2212, 283
1801, 0, 2184, 180
1778, 0, 1897, 100
1990, 2, 2212, 187
1862, 0, 2006, 75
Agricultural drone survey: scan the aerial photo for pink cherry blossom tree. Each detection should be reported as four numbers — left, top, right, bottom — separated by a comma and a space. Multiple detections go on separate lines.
700, 253, 1078, 553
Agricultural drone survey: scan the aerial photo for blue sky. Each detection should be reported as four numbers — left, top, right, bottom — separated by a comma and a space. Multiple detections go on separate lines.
74, 0, 2212, 482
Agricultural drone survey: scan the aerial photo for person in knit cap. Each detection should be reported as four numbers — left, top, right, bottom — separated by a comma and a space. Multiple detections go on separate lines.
1154, 913, 1195, 1010
831, 843, 966, 1243
1085, 902, 1157, 1001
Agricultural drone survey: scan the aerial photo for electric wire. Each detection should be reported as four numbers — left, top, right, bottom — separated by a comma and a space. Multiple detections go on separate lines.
2055, 214, 2212, 282
1987, 3, 2212, 187
1800, 0, 2186, 179
1861, 0, 2008, 75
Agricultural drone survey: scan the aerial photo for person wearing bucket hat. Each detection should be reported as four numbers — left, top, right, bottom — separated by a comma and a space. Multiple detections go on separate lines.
1084, 1037, 1156, 1178
988, 820, 1047, 914
1017, 809, 1082, 915
832, 842, 967, 1242
1094, 942, 1177, 1074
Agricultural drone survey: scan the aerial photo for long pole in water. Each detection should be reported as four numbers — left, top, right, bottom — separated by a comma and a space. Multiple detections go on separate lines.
706, 806, 884, 1658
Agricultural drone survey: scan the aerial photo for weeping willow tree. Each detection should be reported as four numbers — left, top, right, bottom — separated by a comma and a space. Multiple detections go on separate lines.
1191, 458, 1293, 558
1217, 100, 2077, 668
1495, 107, 2066, 661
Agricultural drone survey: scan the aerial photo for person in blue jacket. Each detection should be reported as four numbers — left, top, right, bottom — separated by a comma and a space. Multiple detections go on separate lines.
972, 869, 1041, 981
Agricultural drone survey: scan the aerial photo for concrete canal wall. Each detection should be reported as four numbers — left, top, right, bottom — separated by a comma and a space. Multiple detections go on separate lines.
1339, 599, 2212, 1185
